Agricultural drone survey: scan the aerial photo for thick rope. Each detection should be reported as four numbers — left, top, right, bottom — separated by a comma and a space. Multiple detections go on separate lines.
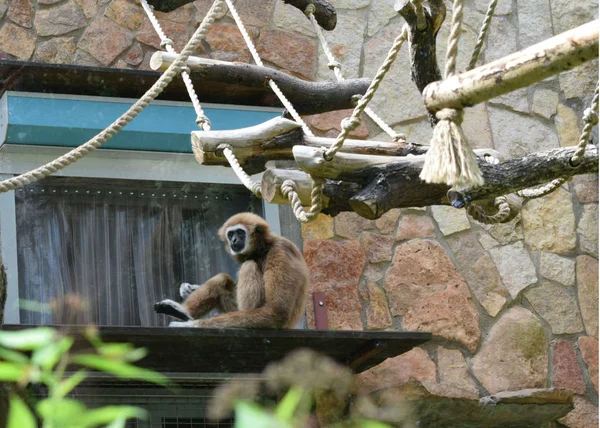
468, 0, 498, 71
516, 83, 598, 199
0, 0, 225, 194
140, 0, 211, 130
306, 6, 406, 142
224, 0, 313, 137
281, 178, 324, 223
420, 0, 483, 190
571, 83, 599, 166
467, 195, 512, 224
410, 0, 427, 31
219, 145, 262, 197
323, 26, 409, 161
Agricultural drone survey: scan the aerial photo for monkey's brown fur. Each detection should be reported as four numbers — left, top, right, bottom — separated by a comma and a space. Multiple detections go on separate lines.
164, 213, 309, 329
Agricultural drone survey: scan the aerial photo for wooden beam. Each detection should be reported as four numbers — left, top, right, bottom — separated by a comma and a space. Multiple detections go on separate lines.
423, 20, 599, 112
260, 168, 363, 217
144, 0, 337, 30
292, 145, 500, 181
151, 52, 370, 115
348, 145, 599, 219
395, 0, 445, 126
191, 116, 427, 174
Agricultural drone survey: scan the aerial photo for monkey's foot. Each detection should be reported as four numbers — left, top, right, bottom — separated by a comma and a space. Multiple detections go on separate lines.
154, 299, 192, 321
179, 282, 200, 300
169, 320, 195, 328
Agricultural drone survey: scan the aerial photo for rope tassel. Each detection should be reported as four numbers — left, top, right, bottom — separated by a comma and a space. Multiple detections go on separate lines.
420, 108, 484, 189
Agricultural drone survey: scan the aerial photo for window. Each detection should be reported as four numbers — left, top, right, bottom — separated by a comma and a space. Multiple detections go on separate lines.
0, 94, 300, 326
14, 177, 262, 326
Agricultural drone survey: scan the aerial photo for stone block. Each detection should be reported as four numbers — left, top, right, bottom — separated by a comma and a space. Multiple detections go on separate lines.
577, 204, 598, 257
517, 0, 553, 48
437, 347, 479, 395
488, 241, 537, 298
559, 60, 599, 100
366, 282, 392, 330
124, 42, 144, 66
8, 0, 33, 28
206, 23, 255, 63
578, 336, 598, 394
366, 0, 396, 37
480, 215, 523, 245
334, 211, 374, 239
531, 88, 558, 119
572, 174, 599, 203
552, 340, 586, 394
430, 206, 470, 236
34, 0, 87, 36
374, 208, 401, 235
301, 214, 334, 240
257, 28, 317, 79
32, 37, 77, 64
78, 17, 134, 66
305, 109, 369, 139
576, 255, 599, 338
354, 347, 436, 394
272, 0, 315, 37
539, 252, 575, 286
525, 282, 583, 334
555, 103, 581, 147
472, 307, 548, 394
304, 240, 365, 330
0, 23, 35, 60
521, 188, 576, 254
559, 396, 599, 428
395, 213, 436, 241
105, 0, 144, 30
359, 232, 394, 263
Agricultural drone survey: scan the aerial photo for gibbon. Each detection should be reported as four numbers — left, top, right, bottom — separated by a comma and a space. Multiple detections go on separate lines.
154, 212, 310, 328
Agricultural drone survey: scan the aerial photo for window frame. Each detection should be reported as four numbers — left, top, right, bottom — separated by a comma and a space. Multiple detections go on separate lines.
0, 95, 283, 325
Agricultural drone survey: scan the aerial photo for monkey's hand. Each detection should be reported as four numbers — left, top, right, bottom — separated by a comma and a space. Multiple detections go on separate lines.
179, 282, 200, 300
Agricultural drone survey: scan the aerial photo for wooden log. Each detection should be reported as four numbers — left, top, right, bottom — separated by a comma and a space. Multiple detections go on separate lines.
396, 0, 446, 126
191, 116, 428, 174
348, 145, 599, 219
423, 20, 599, 112
260, 168, 362, 216
144, 0, 337, 30
150, 52, 369, 115
293, 145, 499, 181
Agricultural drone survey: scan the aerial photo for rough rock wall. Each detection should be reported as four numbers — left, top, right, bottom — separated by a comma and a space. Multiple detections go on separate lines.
0, 0, 597, 425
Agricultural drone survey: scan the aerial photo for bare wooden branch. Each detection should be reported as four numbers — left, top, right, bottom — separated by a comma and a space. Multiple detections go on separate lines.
151, 52, 369, 115
261, 168, 361, 216
423, 20, 599, 112
348, 145, 598, 219
191, 117, 427, 174
282, 0, 337, 30
292, 145, 499, 181
143, 0, 337, 29
395, 0, 446, 125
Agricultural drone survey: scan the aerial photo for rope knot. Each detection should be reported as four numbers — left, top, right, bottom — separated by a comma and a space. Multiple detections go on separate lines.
435, 108, 464, 123
180, 65, 191, 74
328, 60, 342, 71
196, 115, 212, 130
583, 107, 599, 125
341, 116, 361, 132
304, 3, 316, 16
160, 38, 174, 49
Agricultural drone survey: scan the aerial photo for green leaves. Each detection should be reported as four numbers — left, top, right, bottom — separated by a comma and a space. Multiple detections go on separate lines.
235, 401, 290, 428
36, 399, 148, 428
32, 337, 74, 371
7, 395, 36, 428
0, 328, 55, 350
71, 354, 170, 386
0, 362, 26, 382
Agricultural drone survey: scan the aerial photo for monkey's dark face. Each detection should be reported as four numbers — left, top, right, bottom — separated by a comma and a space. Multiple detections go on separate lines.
225, 225, 249, 255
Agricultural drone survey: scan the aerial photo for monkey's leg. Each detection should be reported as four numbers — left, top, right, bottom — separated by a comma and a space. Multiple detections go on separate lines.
181, 273, 237, 319
154, 300, 192, 321
169, 306, 287, 329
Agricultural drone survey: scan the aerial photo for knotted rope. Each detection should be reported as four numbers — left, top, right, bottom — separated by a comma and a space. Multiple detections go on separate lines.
323, 25, 409, 161
468, 0, 498, 71
281, 178, 325, 223
0, 0, 225, 194
420, 0, 484, 190
305, 5, 406, 142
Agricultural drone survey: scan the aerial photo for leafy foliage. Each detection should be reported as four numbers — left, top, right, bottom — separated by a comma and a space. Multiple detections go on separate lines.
0, 326, 168, 428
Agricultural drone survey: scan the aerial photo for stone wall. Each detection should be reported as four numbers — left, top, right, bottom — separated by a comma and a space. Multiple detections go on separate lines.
0, 0, 598, 425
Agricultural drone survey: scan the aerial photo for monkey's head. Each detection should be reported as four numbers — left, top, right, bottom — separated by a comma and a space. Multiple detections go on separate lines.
219, 212, 272, 260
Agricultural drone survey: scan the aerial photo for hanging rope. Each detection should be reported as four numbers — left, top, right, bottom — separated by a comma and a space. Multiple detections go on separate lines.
140, 0, 211, 130
0, 0, 225, 194
218, 145, 262, 197
306, 5, 406, 142
467, 195, 512, 224
323, 26, 409, 161
516, 83, 598, 200
468, 0, 498, 70
224, 0, 313, 137
281, 178, 325, 223
570, 83, 599, 166
420, 0, 484, 190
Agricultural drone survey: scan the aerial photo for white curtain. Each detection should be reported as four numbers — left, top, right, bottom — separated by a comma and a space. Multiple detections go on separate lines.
15, 177, 262, 326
